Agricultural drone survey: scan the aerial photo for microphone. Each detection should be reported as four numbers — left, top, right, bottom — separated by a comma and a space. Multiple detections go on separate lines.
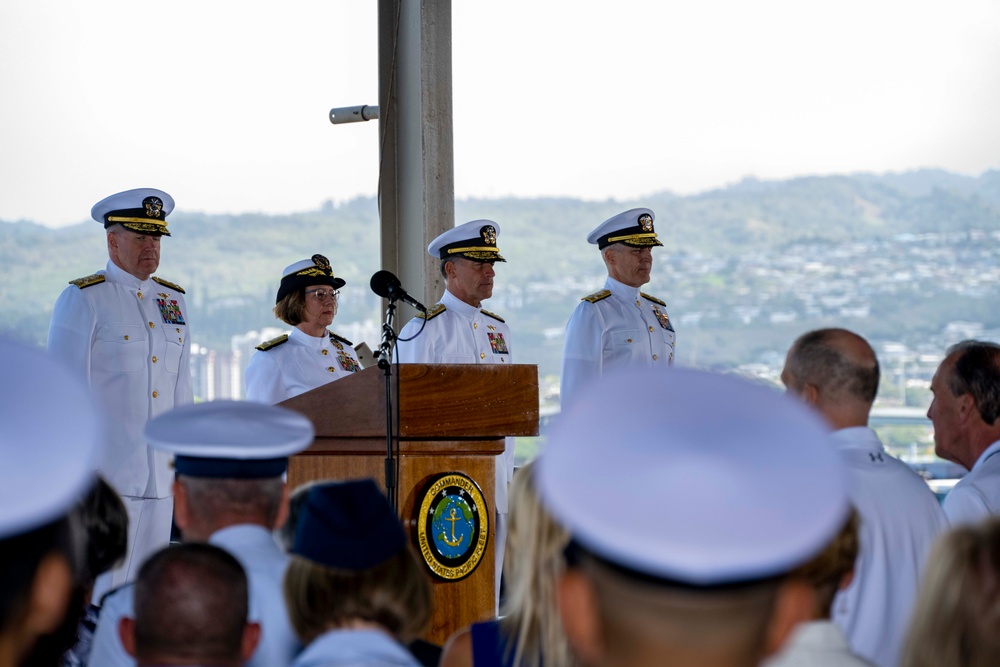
370, 270, 427, 312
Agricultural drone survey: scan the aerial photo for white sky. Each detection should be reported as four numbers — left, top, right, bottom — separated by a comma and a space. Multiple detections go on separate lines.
2, 0, 999, 228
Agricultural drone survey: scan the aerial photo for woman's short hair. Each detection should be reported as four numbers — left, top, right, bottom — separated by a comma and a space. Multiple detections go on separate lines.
273, 289, 308, 326
283, 544, 431, 645
901, 518, 1000, 667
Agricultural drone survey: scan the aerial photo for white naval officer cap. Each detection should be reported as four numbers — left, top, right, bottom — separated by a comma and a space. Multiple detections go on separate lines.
538, 367, 850, 587
91, 188, 175, 237
145, 400, 314, 479
427, 219, 506, 262
0, 339, 104, 540
587, 207, 663, 250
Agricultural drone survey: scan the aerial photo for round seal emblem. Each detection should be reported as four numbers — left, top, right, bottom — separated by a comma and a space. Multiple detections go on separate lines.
415, 473, 490, 581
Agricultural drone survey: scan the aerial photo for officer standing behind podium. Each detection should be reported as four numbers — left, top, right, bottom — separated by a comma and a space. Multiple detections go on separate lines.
395, 219, 514, 606
560, 207, 675, 409
48, 188, 192, 598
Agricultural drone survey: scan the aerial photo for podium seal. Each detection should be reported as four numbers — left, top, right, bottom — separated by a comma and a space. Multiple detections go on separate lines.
415, 472, 490, 581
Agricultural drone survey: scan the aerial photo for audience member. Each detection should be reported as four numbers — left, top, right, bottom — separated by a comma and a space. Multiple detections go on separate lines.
763, 509, 874, 667
0, 340, 103, 667
537, 367, 851, 667
119, 543, 258, 667
284, 479, 432, 667
89, 400, 315, 667
440, 460, 576, 667
782, 328, 947, 667
927, 340, 1000, 525
900, 517, 1000, 667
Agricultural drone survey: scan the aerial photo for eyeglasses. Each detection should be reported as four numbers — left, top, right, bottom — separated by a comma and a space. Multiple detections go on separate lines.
305, 288, 340, 301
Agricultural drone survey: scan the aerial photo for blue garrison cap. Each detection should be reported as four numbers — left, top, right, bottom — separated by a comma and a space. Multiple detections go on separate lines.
292, 479, 407, 570
539, 367, 850, 587
0, 339, 103, 539
145, 400, 314, 478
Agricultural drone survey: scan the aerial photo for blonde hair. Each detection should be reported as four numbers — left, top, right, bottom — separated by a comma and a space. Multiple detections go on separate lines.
901, 518, 1000, 667
498, 460, 576, 667
273, 289, 307, 326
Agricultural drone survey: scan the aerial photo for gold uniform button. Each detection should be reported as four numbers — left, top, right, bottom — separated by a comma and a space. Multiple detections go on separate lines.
321, 349, 329, 355
501, 357, 506, 363
627, 338, 633, 343
178, 337, 183, 343
152, 391, 159, 398
327, 367, 336, 372
137, 292, 143, 299
123, 335, 129, 341
152, 356, 158, 363
176, 328, 181, 333
480, 352, 486, 360
653, 354, 659, 361
148, 321, 155, 328
649, 326, 654, 332
473, 322, 478, 329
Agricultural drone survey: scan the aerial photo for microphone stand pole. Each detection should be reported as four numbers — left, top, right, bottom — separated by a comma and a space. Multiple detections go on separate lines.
377, 298, 398, 510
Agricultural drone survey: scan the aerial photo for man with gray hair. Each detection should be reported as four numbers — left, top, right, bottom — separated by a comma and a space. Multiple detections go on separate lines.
927, 339, 1000, 525
781, 328, 946, 667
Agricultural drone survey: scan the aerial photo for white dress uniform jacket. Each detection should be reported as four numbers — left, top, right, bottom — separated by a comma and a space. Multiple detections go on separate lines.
560, 275, 675, 409
829, 427, 948, 667
48, 260, 192, 498
293, 629, 421, 667
88, 524, 300, 667
396, 288, 514, 513
245, 327, 361, 404
942, 439, 1000, 526
763, 621, 876, 667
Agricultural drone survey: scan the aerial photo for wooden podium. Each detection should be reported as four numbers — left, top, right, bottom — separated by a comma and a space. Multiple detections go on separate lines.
278, 363, 539, 644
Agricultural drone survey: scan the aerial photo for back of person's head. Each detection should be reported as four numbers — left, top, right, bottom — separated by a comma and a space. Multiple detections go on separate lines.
786, 508, 859, 619
283, 479, 432, 645
75, 475, 129, 590
945, 340, 1000, 426
125, 543, 254, 666
901, 518, 1000, 667
499, 460, 575, 667
784, 328, 880, 407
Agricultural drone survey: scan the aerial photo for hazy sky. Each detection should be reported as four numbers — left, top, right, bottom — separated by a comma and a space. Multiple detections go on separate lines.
2, 0, 999, 228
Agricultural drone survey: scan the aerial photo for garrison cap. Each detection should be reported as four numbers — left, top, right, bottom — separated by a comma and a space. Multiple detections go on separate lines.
538, 367, 850, 587
92, 188, 174, 237
276, 254, 346, 304
588, 207, 663, 249
145, 400, 314, 479
428, 219, 506, 263
292, 479, 407, 571
0, 339, 103, 540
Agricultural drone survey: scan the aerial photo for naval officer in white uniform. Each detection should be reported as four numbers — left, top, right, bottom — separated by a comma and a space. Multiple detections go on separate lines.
560, 207, 675, 409
88, 400, 315, 667
245, 254, 362, 404
396, 219, 514, 606
48, 188, 192, 597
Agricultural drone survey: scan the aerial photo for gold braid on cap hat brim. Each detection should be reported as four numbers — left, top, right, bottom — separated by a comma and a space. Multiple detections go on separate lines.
605, 232, 661, 245
295, 266, 333, 278
445, 246, 506, 262
107, 217, 170, 235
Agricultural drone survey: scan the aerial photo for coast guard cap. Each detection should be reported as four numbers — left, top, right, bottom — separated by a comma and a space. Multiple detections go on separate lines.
92, 188, 174, 237
587, 207, 663, 249
292, 479, 407, 570
428, 219, 506, 262
145, 400, 314, 479
0, 339, 103, 540
538, 367, 850, 587
276, 253, 346, 304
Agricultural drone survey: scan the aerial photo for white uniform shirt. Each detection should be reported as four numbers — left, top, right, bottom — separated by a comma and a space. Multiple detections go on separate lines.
47, 260, 192, 498
942, 439, 1000, 526
560, 275, 675, 409
829, 427, 948, 667
396, 288, 514, 513
292, 629, 421, 667
763, 621, 876, 667
245, 327, 361, 404
88, 524, 300, 667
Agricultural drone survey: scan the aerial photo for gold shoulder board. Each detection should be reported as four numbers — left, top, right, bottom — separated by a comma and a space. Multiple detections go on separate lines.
152, 276, 186, 294
417, 303, 447, 321
69, 273, 106, 289
255, 334, 289, 351
481, 309, 505, 323
582, 289, 611, 303
329, 331, 354, 347
640, 292, 666, 306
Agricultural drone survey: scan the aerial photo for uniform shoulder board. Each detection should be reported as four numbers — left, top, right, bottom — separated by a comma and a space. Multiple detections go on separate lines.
481, 309, 505, 323
255, 334, 289, 351
581, 289, 611, 303
152, 276, 186, 294
69, 273, 106, 289
329, 331, 354, 347
417, 303, 447, 321
640, 292, 666, 307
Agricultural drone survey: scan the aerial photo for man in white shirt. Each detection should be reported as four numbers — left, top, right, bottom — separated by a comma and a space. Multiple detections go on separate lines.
48, 188, 192, 597
560, 207, 675, 410
927, 340, 1000, 525
781, 328, 947, 667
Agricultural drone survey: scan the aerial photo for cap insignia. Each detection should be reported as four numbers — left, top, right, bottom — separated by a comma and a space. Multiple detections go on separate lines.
144, 196, 163, 219
638, 213, 653, 232
312, 254, 332, 272
481, 225, 497, 246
